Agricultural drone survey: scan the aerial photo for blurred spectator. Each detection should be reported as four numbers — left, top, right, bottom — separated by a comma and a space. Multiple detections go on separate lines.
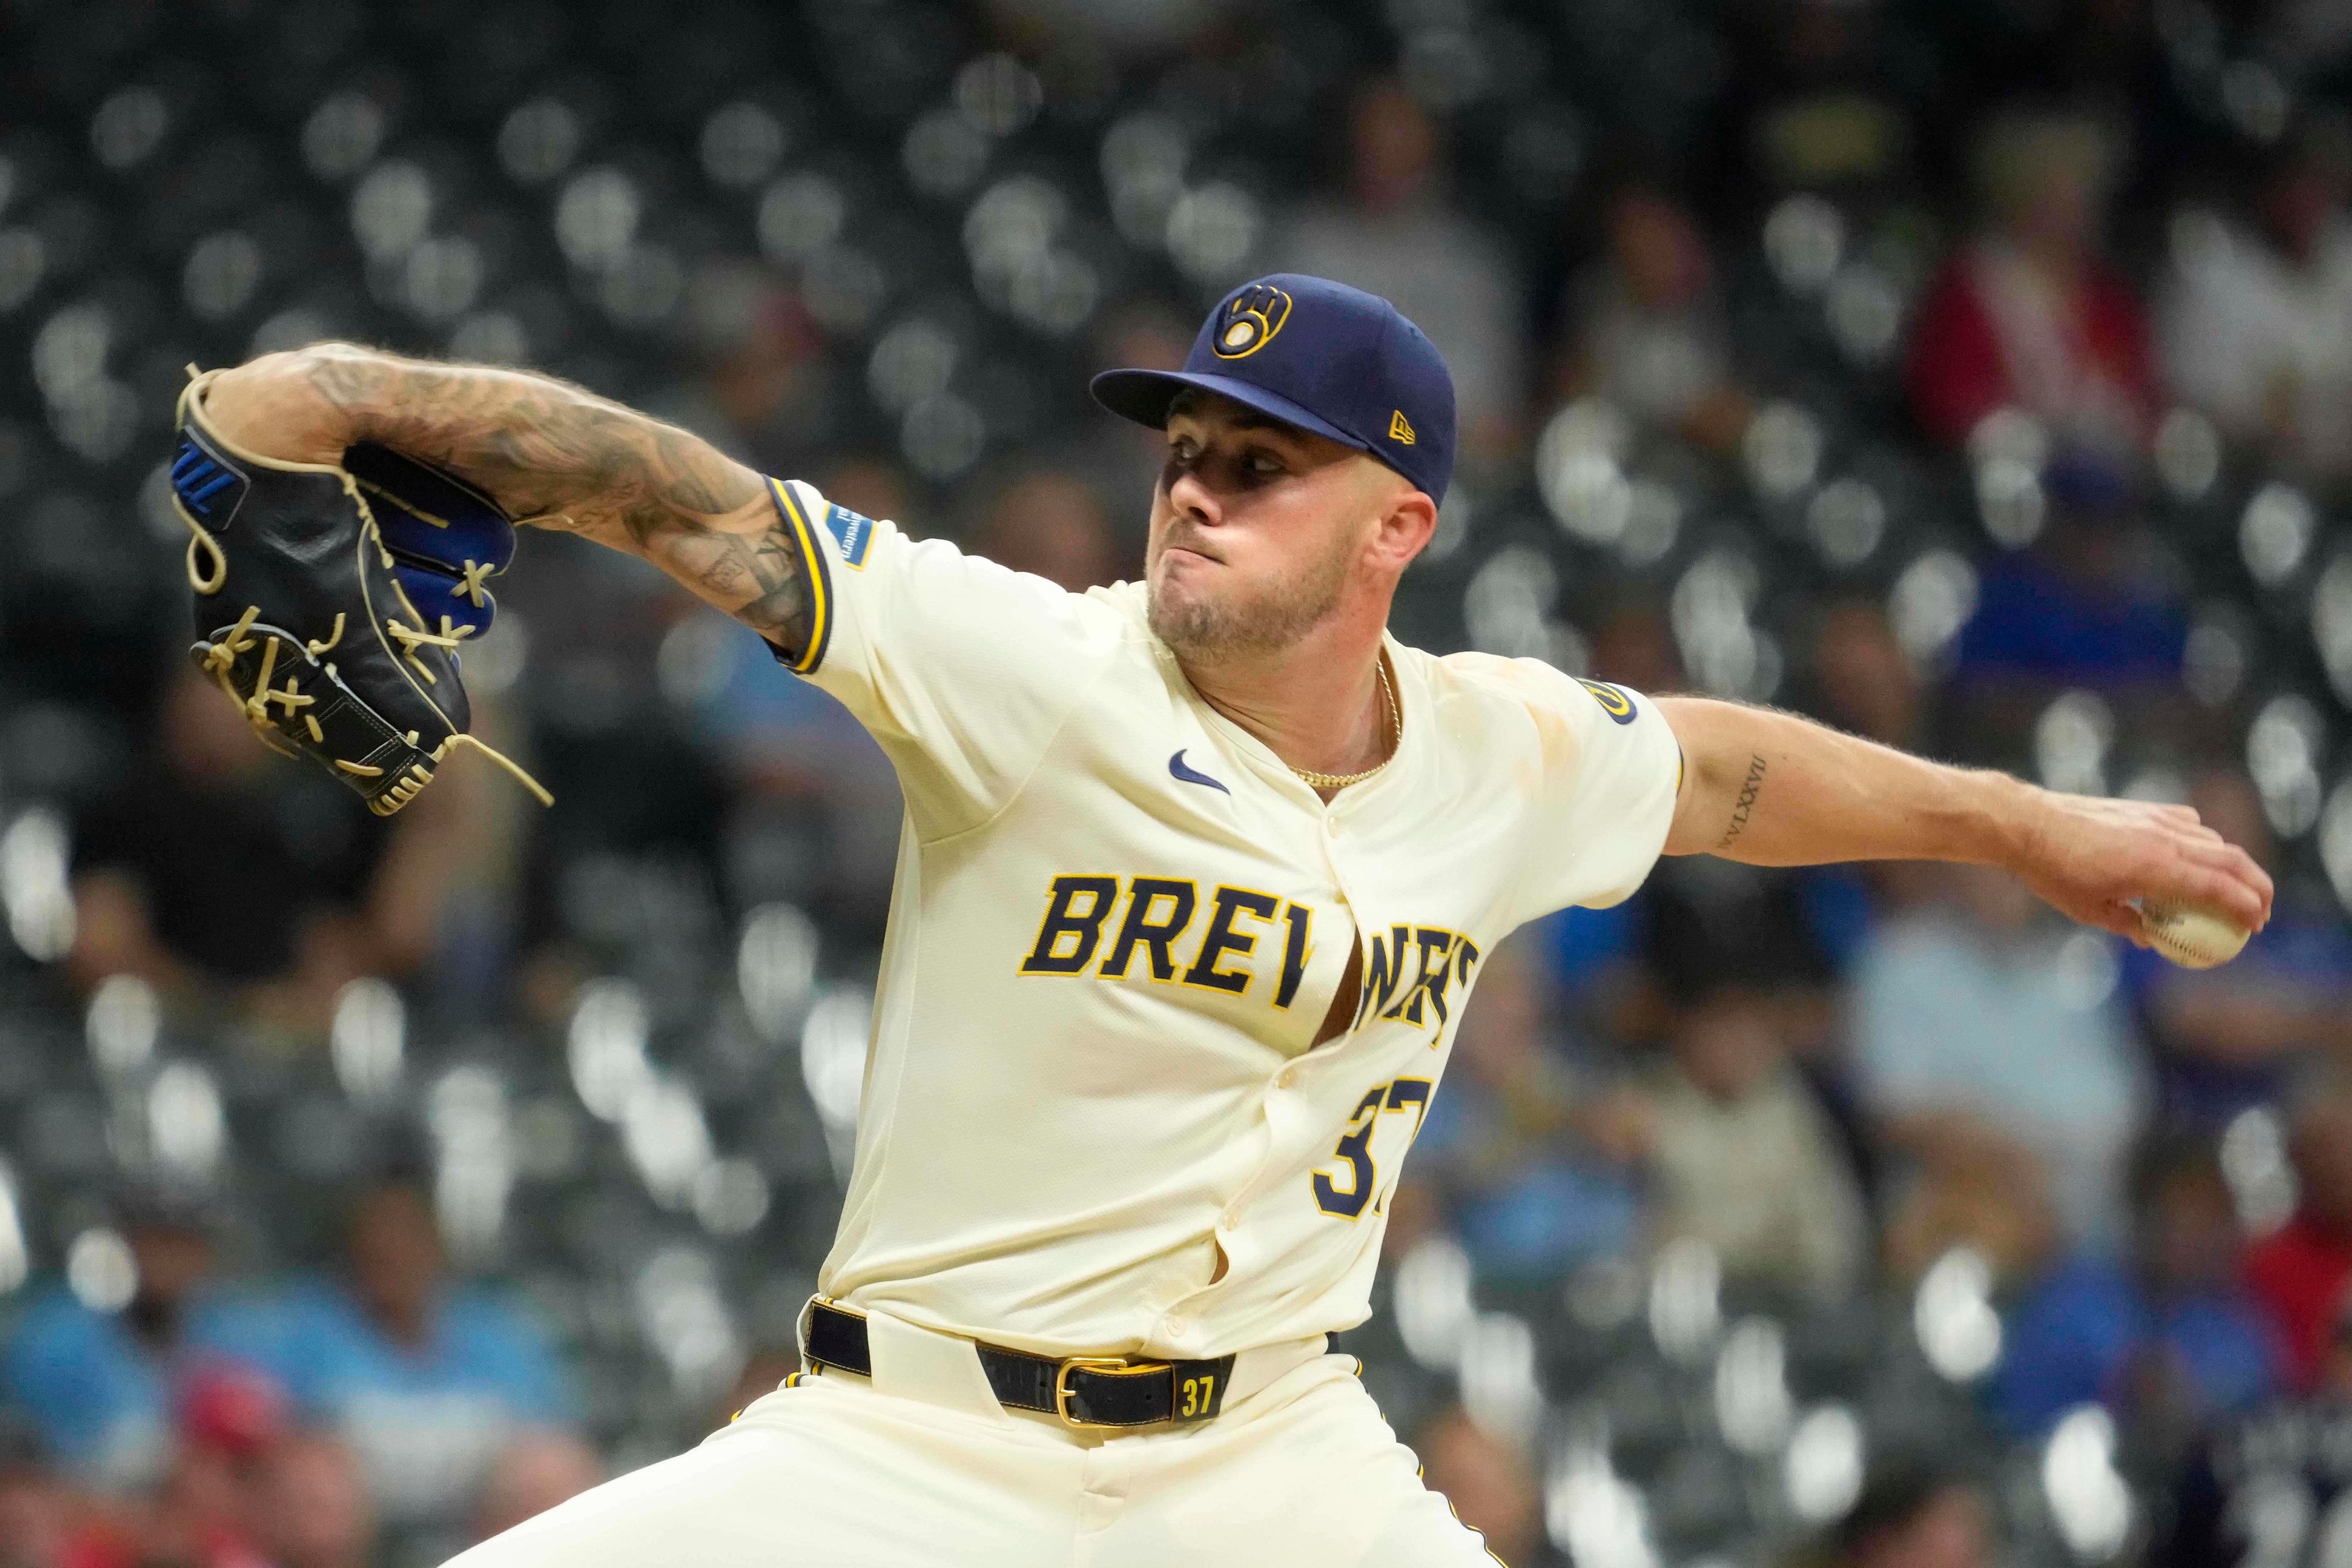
0, 1417, 135, 1568
1815, 1457, 1992, 1568
1881, 1133, 2064, 1293
257, 1176, 575, 1528
1544, 844, 1833, 1032
1586, 596, 1687, 698
2156, 1291, 2352, 1568
1950, 472, 2188, 710
1532, 900, 1643, 1009
965, 466, 1120, 592
1, 1189, 271, 1491
1907, 108, 2154, 455
682, 260, 829, 468
1550, 181, 1754, 453
2130, 770, 2352, 1129
2245, 1072, 2352, 1390
1808, 600, 1926, 750
1087, 293, 1198, 503
66, 664, 470, 1036
691, 620, 902, 936
145, 1365, 288, 1568
1630, 854, 1860, 1165
1412, 937, 1643, 1283
813, 457, 924, 541
1634, 857, 1838, 1039
1703, 0, 1915, 223
1278, 80, 1526, 459
1642, 978, 1868, 1300
698, 703, 900, 937
2160, 115, 2352, 490
1090, 293, 1195, 380
1376, 1175, 1446, 1266
1853, 864, 2144, 1259
251, 1433, 376, 1568
1411, 1404, 1553, 1567
469, 1432, 601, 1545
1994, 1136, 2279, 1438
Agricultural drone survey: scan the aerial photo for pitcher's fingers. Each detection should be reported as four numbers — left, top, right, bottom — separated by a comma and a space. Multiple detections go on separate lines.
2243, 855, 2276, 922
2162, 862, 2269, 930
2190, 841, 2276, 920
2169, 827, 2264, 868
2173, 834, 2257, 875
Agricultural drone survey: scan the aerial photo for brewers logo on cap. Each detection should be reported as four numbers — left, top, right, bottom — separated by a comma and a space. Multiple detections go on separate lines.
1212, 282, 1292, 359
1088, 272, 1457, 502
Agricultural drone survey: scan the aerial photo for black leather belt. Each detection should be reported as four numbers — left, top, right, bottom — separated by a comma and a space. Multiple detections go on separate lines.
801, 1299, 1240, 1429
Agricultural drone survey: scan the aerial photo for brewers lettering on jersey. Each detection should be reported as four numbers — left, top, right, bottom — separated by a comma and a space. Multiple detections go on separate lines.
199, 274, 2272, 1567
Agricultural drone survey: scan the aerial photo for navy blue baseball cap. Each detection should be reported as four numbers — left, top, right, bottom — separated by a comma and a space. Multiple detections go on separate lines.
1091, 274, 1457, 502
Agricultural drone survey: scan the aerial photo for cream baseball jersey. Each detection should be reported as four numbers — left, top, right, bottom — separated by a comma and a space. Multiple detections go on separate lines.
761, 477, 1683, 1363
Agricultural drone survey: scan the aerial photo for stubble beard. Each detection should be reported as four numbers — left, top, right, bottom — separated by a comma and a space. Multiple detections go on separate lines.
1147, 536, 1354, 660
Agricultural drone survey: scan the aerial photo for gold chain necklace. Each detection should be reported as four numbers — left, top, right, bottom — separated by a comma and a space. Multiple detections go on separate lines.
1291, 658, 1399, 791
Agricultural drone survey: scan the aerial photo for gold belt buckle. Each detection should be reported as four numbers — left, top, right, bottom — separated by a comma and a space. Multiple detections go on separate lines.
1053, 1356, 1166, 1428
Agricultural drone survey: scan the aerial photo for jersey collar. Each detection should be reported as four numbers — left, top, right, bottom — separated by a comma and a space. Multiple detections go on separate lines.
1153, 630, 1422, 815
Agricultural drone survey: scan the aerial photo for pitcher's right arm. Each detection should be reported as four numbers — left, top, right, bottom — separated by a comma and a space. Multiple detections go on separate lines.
200, 344, 815, 652
203, 341, 1117, 840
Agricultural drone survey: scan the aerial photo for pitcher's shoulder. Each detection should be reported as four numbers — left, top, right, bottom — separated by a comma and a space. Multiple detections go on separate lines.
1412, 649, 1672, 771
1418, 646, 1589, 718
1425, 647, 1654, 715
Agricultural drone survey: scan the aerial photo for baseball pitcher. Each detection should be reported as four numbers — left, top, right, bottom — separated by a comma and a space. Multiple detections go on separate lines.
181, 274, 2271, 1566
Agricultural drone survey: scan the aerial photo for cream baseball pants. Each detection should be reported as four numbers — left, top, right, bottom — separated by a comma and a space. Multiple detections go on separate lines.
444, 1306, 1501, 1567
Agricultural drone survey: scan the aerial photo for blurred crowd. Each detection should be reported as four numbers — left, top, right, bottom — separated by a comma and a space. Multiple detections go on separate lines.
6, 0, 2352, 1563
2, 1172, 595, 1568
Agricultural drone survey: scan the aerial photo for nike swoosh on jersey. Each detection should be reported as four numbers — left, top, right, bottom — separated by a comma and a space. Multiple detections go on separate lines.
1167, 749, 1229, 794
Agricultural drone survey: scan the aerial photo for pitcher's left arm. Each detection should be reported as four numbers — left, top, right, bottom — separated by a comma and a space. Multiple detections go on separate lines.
1656, 696, 2272, 945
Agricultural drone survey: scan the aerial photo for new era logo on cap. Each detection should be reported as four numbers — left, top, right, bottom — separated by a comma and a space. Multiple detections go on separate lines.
1088, 274, 1457, 502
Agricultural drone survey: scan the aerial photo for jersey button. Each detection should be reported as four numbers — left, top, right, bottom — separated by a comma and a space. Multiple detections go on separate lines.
1220, 1206, 1241, 1229
1276, 1066, 1300, 1090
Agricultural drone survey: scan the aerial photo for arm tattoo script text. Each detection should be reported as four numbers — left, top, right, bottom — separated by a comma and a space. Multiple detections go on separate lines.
1716, 753, 1767, 850
303, 347, 812, 649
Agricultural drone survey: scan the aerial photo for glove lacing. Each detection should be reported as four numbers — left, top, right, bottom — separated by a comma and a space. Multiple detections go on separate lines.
174, 368, 553, 812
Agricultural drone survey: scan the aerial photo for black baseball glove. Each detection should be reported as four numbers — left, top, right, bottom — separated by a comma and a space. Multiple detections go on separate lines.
168, 368, 549, 816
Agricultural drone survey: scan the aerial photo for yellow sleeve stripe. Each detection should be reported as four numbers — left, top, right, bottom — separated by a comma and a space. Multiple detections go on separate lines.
767, 477, 834, 674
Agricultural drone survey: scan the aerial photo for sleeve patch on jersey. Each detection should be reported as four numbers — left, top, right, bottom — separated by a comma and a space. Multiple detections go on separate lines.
824, 503, 875, 569
1576, 678, 1638, 725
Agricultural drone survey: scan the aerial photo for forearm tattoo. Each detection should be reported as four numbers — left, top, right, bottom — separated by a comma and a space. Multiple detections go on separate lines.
303, 346, 810, 647
1716, 753, 1767, 850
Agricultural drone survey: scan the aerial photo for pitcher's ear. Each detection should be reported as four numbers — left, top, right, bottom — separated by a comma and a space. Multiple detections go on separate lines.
1374, 487, 1438, 570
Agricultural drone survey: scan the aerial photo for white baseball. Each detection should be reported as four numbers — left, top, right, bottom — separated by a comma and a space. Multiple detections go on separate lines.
2139, 901, 2252, 969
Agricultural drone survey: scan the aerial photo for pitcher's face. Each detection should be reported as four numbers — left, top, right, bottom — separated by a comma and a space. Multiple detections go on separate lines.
1145, 391, 1409, 660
